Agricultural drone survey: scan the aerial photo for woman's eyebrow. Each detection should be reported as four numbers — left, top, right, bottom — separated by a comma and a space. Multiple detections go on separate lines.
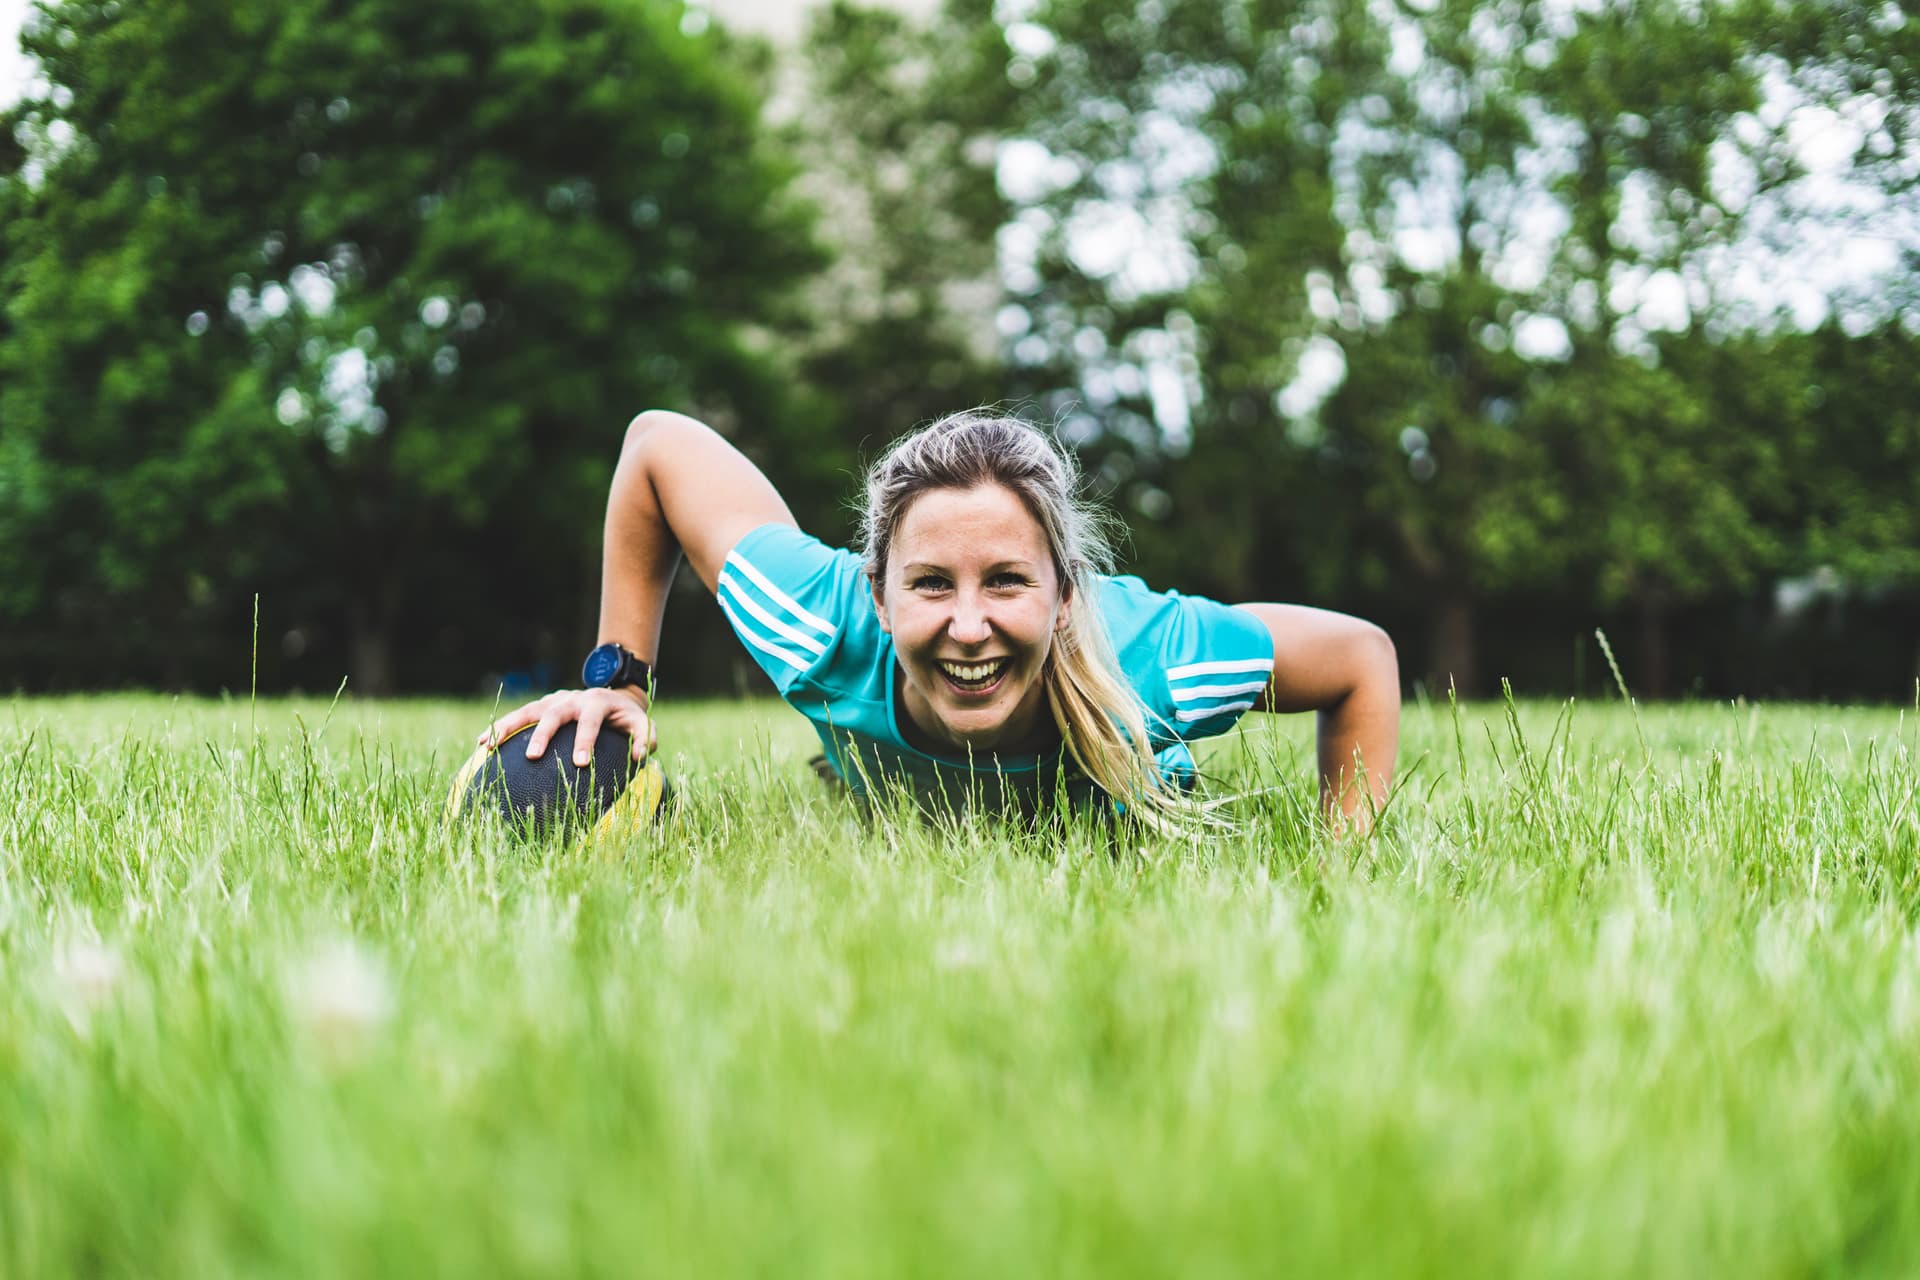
902, 559, 1039, 574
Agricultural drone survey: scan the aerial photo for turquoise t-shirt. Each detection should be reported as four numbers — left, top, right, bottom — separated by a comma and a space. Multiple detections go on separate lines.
715, 523, 1274, 814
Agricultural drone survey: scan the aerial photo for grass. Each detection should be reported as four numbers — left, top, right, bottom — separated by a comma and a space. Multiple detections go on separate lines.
3, 690, 1919, 1276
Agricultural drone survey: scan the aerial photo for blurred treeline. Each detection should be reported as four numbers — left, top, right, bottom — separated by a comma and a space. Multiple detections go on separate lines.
2, 0, 1915, 700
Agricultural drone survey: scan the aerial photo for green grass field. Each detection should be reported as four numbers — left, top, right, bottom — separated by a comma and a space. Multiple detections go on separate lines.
4, 691, 1919, 1276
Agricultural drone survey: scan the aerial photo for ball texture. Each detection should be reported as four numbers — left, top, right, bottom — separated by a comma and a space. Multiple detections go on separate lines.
446, 721, 670, 837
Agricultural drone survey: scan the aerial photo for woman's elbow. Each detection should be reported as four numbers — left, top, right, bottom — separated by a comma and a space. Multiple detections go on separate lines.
622, 408, 680, 456
1345, 620, 1400, 705
1361, 620, 1398, 676
1359, 621, 1405, 710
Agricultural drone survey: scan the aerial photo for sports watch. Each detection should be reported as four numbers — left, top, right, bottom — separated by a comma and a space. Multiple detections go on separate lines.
581, 642, 655, 693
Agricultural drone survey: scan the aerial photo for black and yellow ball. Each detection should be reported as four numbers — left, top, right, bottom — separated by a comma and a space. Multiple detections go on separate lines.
446, 722, 671, 838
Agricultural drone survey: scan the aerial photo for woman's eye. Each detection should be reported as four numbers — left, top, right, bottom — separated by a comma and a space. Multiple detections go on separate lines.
989, 573, 1028, 589
912, 575, 951, 592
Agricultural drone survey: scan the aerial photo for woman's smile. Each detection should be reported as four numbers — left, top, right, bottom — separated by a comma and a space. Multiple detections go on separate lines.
937, 656, 1010, 694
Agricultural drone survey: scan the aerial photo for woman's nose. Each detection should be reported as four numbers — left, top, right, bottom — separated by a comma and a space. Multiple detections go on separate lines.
947, 592, 992, 645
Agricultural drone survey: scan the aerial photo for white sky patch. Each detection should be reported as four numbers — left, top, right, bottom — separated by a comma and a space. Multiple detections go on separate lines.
995, 208, 1051, 296
1394, 225, 1455, 274
1145, 360, 1190, 447
1003, 20, 1055, 59
276, 387, 309, 427
289, 263, 336, 315
0, 0, 38, 108
997, 138, 1079, 204
1512, 313, 1572, 361
1636, 269, 1690, 332
1064, 200, 1198, 299
1348, 260, 1396, 326
258, 281, 291, 319
1136, 103, 1220, 188
1387, 20, 1425, 76
1275, 335, 1349, 419
1791, 104, 1864, 175
323, 346, 377, 424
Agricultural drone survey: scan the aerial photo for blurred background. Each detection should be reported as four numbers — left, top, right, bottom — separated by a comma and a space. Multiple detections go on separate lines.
1, 0, 1914, 701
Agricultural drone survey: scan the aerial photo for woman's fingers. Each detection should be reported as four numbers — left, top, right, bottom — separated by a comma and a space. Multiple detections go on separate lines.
525, 703, 576, 760
477, 689, 654, 764
478, 696, 547, 749
572, 701, 608, 767
597, 688, 655, 761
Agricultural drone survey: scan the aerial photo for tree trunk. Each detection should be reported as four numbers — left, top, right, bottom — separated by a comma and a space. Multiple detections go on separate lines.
347, 598, 397, 698
1428, 595, 1476, 697
1637, 593, 1670, 700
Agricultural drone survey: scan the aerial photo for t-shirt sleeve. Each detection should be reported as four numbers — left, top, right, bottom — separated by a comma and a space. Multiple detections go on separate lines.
715, 523, 865, 695
1099, 576, 1276, 746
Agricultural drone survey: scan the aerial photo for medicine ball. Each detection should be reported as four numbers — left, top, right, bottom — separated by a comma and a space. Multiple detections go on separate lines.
446, 721, 671, 837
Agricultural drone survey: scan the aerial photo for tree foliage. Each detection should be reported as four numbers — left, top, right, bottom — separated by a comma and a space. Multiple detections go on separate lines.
4, 0, 1917, 698
908, 0, 1919, 694
1, 0, 823, 692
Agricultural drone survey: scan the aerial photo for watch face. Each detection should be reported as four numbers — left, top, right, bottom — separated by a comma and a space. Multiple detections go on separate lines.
582, 645, 622, 688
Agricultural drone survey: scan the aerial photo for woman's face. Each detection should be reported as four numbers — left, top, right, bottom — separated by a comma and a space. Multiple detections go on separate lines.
872, 482, 1070, 754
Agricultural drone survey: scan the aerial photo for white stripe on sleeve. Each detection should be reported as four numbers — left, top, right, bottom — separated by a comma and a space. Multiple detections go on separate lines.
1170, 679, 1270, 703
724, 550, 837, 638
718, 571, 827, 656
1175, 699, 1257, 723
1165, 657, 1273, 682
717, 596, 811, 673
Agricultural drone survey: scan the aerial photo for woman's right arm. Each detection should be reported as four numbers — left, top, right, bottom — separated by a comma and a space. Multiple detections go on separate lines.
478, 409, 798, 764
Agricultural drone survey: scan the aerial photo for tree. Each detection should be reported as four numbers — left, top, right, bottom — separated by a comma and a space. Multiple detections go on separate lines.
899, 0, 1385, 602
1792, 322, 1920, 587
0, 0, 824, 692
904, 0, 1880, 694
1238, 0, 1806, 692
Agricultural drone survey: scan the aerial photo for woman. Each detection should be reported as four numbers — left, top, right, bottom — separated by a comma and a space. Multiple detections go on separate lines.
481, 408, 1400, 831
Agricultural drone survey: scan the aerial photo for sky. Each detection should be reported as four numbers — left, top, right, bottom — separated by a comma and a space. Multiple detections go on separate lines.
0, 0, 30, 104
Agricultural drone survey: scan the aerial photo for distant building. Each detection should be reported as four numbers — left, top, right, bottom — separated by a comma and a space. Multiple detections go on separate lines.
704, 0, 1001, 363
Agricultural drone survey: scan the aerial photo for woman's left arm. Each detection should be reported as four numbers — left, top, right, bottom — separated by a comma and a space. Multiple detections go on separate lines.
1233, 604, 1401, 834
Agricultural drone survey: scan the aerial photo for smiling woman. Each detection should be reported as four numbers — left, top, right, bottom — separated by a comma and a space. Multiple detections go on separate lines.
877, 483, 1065, 756
483, 409, 1400, 831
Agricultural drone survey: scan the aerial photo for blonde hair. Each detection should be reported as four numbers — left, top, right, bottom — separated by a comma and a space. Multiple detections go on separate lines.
860, 410, 1189, 825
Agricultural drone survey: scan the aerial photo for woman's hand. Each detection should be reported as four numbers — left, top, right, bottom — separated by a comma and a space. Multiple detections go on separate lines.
478, 687, 656, 765
1233, 602, 1401, 836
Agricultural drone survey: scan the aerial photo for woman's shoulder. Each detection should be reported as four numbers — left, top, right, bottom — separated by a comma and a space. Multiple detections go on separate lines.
1092, 571, 1270, 656
1090, 571, 1231, 632
717, 522, 884, 691
1091, 572, 1274, 731
727, 521, 857, 572
723, 524, 867, 613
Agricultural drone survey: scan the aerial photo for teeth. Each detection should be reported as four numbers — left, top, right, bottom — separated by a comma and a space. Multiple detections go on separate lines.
940, 660, 1004, 683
